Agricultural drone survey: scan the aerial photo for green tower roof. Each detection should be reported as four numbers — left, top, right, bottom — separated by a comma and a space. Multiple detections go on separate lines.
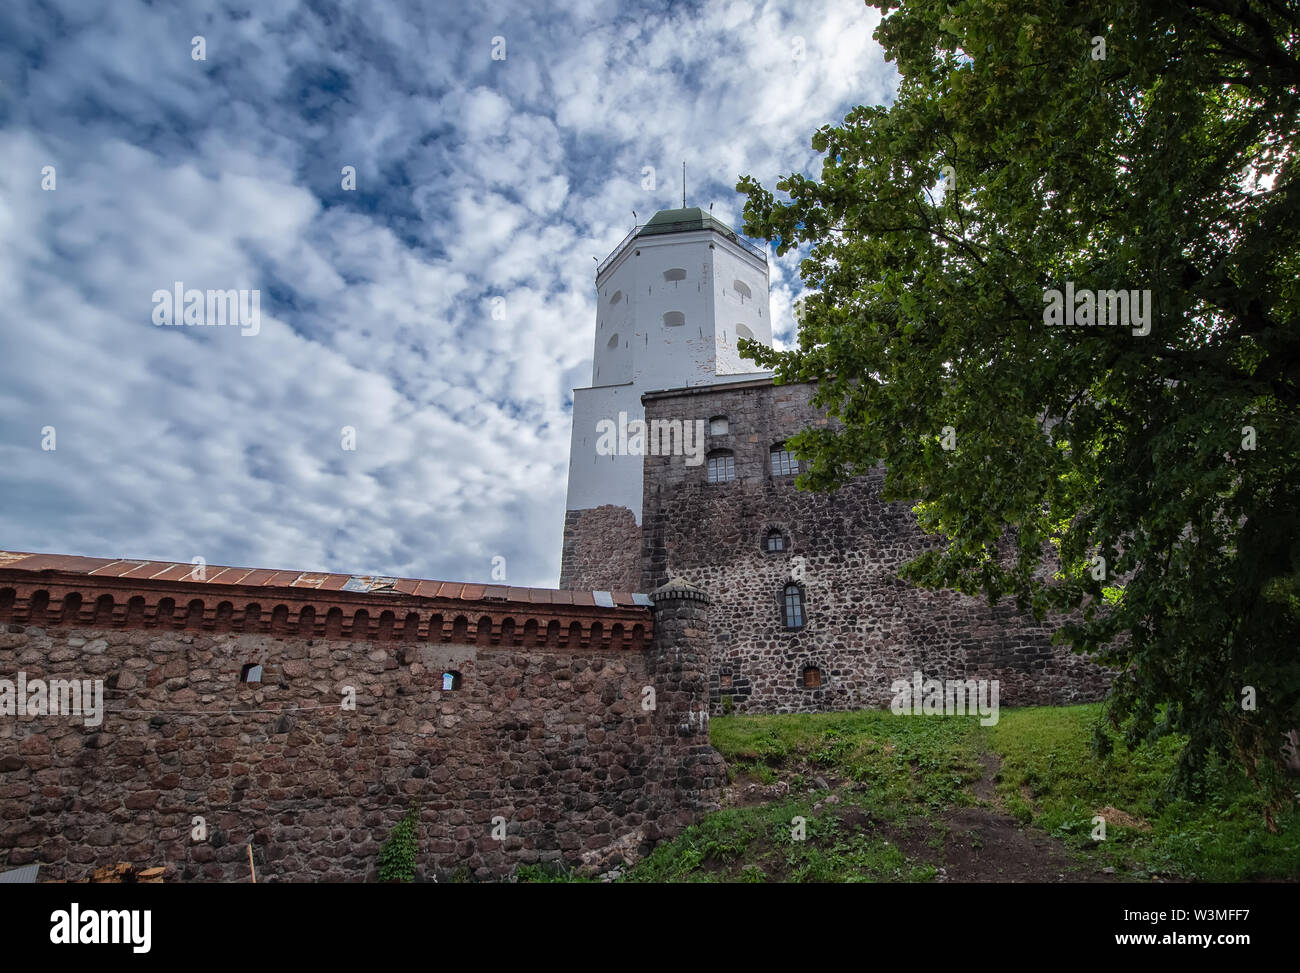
636, 207, 741, 242
596, 207, 767, 280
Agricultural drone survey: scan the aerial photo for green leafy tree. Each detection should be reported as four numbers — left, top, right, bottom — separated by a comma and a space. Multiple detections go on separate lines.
738, 0, 1300, 822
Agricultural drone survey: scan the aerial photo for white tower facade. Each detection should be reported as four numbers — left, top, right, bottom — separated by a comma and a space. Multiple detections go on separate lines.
564, 208, 773, 522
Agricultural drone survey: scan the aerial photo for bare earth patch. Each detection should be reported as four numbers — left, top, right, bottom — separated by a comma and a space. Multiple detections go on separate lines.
723, 750, 1134, 882
1094, 806, 1153, 832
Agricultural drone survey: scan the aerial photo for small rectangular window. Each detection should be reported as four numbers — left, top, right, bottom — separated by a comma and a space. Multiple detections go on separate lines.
771, 448, 798, 476
707, 454, 735, 483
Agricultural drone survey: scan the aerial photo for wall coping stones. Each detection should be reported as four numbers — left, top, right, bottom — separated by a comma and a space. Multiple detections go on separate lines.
650, 578, 710, 605
0, 551, 653, 652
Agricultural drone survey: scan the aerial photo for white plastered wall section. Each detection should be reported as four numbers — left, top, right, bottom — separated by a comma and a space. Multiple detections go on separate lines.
566, 226, 773, 524
712, 240, 773, 375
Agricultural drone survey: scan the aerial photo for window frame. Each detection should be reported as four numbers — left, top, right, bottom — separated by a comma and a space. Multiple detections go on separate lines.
781, 583, 805, 630
706, 450, 736, 484
770, 444, 799, 477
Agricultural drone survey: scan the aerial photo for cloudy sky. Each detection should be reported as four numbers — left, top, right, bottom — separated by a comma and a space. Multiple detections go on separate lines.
0, 0, 896, 588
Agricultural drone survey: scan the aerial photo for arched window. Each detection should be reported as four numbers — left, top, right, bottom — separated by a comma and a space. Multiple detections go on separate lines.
771, 443, 799, 476
764, 528, 786, 553
706, 450, 735, 484
709, 415, 729, 436
736, 323, 755, 342
609, 290, 623, 305
663, 268, 687, 282
782, 584, 805, 629
733, 280, 752, 301
663, 311, 685, 327
607, 332, 619, 349
240, 663, 263, 684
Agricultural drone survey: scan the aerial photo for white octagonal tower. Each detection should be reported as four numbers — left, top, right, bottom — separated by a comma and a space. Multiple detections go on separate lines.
560, 208, 772, 588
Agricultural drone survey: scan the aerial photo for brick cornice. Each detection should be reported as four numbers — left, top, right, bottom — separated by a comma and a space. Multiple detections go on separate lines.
0, 568, 652, 651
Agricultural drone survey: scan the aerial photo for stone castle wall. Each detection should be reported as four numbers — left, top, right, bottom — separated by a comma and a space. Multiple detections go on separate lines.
641, 380, 1111, 715
559, 505, 642, 591
0, 565, 723, 881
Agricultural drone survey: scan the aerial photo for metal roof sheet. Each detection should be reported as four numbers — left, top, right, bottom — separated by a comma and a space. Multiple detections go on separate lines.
0, 550, 652, 611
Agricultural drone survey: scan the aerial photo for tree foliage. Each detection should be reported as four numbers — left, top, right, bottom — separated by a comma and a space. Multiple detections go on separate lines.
738, 0, 1300, 821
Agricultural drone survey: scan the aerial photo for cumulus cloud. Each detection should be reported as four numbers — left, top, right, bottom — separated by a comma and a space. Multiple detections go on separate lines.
0, 0, 895, 586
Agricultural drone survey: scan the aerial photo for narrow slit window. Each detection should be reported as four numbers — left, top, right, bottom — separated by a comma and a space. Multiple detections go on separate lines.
782, 584, 805, 629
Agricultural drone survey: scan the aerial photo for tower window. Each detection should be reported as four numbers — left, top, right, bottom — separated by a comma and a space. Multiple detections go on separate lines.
733, 280, 752, 301
709, 416, 729, 436
609, 290, 623, 305
764, 528, 786, 553
663, 311, 685, 327
663, 268, 686, 282
736, 323, 755, 342
607, 333, 619, 349
782, 584, 805, 629
239, 663, 263, 684
442, 671, 462, 691
706, 451, 735, 484
771, 445, 799, 476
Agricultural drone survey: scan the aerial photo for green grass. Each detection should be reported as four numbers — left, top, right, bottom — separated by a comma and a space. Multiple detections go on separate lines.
615, 704, 1300, 883
990, 705, 1300, 881
713, 708, 986, 816
621, 799, 935, 883
514, 862, 595, 883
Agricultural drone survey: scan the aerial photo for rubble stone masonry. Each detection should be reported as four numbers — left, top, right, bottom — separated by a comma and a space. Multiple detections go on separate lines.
559, 504, 642, 592
0, 558, 723, 881
640, 379, 1111, 715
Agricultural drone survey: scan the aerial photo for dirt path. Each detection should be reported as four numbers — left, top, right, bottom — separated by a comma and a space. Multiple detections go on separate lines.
726, 751, 1129, 882
903, 750, 1122, 883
